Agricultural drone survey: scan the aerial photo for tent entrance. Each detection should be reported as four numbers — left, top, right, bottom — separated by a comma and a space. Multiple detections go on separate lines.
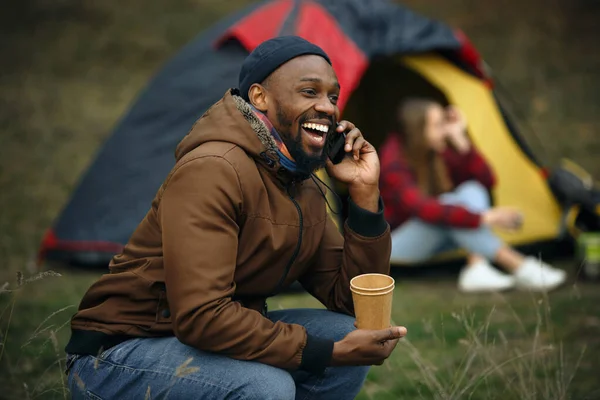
342, 57, 450, 153
327, 57, 454, 224
321, 53, 564, 250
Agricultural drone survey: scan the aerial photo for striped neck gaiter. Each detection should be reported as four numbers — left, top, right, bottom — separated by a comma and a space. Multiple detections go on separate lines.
249, 105, 309, 177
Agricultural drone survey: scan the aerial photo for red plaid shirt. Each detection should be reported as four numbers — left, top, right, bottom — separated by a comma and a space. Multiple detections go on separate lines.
380, 132, 496, 230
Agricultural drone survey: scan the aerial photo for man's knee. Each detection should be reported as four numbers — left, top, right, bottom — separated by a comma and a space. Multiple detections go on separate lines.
320, 311, 356, 341
240, 368, 296, 400
320, 364, 371, 399
272, 309, 357, 342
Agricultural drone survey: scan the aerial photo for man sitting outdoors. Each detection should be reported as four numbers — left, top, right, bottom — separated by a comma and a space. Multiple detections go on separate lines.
64, 36, 407, 400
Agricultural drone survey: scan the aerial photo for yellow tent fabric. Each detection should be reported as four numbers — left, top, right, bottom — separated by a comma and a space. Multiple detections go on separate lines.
319, 53, 563, 251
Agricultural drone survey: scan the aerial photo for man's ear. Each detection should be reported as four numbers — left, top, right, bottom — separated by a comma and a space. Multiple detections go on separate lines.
248, 83, 269, 112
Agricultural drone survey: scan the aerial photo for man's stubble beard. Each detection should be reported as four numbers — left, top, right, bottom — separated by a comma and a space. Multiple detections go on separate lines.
274, 102, 328, 174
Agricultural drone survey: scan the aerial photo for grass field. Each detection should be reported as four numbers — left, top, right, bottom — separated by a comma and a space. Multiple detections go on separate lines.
1, 267, 599, 399
1, 0, 600, 398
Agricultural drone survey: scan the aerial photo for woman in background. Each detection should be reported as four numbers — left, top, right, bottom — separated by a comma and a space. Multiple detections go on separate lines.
379, 98, 566, 292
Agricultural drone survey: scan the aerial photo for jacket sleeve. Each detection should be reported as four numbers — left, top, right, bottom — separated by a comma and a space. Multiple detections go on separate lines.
465, 147, 496, 189
159, 156, 330, 374
297, 197, 391, 316
444, 147, 496, 190
381, 157, 482, 229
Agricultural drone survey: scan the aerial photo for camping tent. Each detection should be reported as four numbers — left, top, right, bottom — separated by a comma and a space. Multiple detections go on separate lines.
38, 0, 598, 268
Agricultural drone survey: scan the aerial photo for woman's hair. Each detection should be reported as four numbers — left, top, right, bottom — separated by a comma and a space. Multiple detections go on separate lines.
397, 98, 452, 196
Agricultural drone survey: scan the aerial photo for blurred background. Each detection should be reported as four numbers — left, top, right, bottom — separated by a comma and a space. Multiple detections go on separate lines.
1, 0, 599, 399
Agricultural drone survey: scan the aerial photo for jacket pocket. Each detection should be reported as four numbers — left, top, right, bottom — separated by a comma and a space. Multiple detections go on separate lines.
154, 289, 171, 325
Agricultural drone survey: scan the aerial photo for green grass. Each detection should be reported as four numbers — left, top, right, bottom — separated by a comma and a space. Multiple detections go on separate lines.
272, 277, 600, 400
1, 268, 600, 399
1, 0, 600, 398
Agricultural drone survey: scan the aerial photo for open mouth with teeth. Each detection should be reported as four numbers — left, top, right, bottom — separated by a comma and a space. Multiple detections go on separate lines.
301, 122, 330, 149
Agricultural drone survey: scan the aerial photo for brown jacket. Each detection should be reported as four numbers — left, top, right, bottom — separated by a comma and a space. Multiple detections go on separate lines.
66, 89, 391, 374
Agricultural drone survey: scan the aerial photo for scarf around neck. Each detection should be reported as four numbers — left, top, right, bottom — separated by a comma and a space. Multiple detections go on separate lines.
249, 105, 311, 178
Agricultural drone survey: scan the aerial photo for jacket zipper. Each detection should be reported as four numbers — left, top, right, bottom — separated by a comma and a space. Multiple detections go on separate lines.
272, 183, 303, 295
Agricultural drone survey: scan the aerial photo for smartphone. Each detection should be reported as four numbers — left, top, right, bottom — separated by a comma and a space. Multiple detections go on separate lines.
327, 125, 347, 164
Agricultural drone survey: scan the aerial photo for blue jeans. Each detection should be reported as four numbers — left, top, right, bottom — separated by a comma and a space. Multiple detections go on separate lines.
390, 181, 502, 263
67, 309, 368, 400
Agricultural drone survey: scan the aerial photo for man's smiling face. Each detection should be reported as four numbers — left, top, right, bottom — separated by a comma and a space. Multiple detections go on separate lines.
249, 55, 341, 172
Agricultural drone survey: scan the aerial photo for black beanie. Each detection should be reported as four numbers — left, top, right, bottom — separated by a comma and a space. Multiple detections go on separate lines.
238, 36, 332, 101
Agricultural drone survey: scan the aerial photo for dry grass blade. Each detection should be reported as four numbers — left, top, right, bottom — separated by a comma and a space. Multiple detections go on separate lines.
401, 339, 447, 398
449, 306, 498, 398
175, 357, 200, 377
461, 312, 517, 396
48, 331, 68, 400
30, 358, 68, 396
145, 385, 152, 400
73, 372, 85, 391
33, 387, 71, 399
16, 271, 24, 287
402, 285, 583, 400
160, 357, 201, 400
22, 271, 62, 286
21, 305, 74, 348
94, 356, 100, 370
566, 344, 587, 395
448, 349, 478, 399
50, 331, 59, 353
491, 291, 529, 334
15, 317, 74, 372
455, 345, 555, 399
21, 325, 55, 348
0, 292, 17, 363
23, 382, 31, 400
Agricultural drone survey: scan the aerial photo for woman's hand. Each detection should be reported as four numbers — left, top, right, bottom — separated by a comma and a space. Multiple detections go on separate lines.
482, 207, 524, 231
445, 106, 471, 154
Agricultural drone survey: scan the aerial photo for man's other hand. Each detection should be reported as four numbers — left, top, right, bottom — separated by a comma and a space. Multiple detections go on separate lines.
330, 326, 407, 366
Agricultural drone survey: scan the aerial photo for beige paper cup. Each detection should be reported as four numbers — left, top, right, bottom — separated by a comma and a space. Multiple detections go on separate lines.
350, 273, 395, 330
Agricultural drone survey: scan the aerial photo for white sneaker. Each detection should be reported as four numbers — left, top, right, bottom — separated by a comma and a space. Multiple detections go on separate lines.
513, 257, 567, 292
458, 260, 515, 292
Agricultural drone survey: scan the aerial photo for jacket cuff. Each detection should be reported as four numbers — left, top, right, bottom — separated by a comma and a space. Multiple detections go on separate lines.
347, 196, 388, 237
300, 334, 334, 375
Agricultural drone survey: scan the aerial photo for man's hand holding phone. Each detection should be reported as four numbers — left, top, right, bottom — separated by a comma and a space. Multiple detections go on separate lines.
325, 120, 380, 213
